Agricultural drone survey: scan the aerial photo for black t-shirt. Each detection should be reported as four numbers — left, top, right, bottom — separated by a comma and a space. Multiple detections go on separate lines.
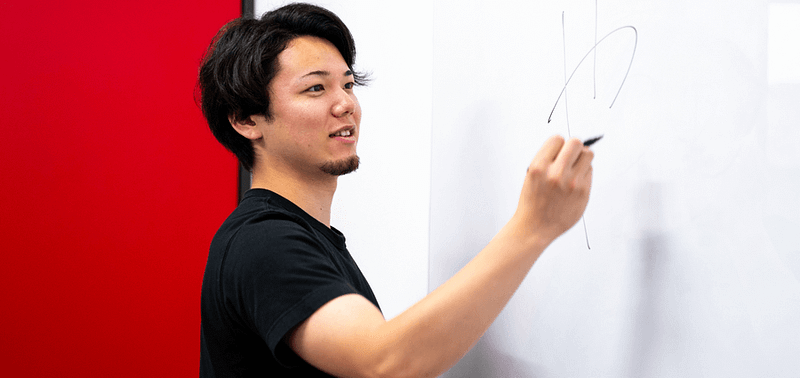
200, 189, 380, 377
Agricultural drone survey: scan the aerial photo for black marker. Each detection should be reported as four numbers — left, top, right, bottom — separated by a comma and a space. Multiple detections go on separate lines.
583, 135, 603, 147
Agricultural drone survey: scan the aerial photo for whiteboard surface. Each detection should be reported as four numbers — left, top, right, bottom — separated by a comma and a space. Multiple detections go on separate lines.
430, 0, 800, 377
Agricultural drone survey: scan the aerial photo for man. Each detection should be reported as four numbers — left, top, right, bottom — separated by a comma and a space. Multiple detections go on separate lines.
198, 3, 594, 377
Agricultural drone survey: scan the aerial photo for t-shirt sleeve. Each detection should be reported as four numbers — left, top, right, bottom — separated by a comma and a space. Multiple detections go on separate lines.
221, 215, 359, 367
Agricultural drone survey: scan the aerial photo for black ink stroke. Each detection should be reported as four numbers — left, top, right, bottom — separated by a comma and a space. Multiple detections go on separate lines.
562, 11, 571, 136
594, 0, 598, 99
552, 8, 637, 249
548, 25, 638, 123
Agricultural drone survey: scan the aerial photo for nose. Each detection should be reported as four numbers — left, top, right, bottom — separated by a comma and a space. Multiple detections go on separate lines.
331, 89, 357, 118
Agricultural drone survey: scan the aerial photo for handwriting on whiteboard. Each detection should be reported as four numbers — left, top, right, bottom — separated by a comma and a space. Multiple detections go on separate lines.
549, 5, 638, 126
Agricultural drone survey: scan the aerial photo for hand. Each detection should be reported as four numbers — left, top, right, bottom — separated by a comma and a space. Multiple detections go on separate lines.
286, 137, 593, 378
513, 135, 594, 245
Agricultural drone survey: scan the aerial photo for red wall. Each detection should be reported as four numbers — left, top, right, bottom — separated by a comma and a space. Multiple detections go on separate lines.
0, 1, 239, 375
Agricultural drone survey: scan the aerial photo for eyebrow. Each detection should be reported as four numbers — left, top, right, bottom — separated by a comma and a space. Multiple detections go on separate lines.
301, 69, 353, 79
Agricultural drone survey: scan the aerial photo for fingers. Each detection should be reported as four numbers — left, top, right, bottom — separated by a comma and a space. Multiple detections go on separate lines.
574, 154, 594, 193
516, 136, 596, 243
533, 135, 565, 164
573, 147, 594, 175
529, 136, 594, 184
554, 138, 584, 169
547, 138, 589, 184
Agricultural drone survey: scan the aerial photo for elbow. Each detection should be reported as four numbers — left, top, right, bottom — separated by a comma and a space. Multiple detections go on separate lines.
359, 350, 442, 378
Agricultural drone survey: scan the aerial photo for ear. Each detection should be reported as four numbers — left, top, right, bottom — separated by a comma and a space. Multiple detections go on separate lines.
228, 115, 263, 141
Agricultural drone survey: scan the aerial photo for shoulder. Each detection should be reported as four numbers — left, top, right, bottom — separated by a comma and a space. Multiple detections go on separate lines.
209, 189, 338, 284
226, 208, 322, 267
215, 189, 318, 252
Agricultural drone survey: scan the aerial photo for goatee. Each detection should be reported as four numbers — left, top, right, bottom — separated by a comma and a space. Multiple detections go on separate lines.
319, 155, 360, 176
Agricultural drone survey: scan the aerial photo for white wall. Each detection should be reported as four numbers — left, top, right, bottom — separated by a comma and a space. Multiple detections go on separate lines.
254, 0, 432, 320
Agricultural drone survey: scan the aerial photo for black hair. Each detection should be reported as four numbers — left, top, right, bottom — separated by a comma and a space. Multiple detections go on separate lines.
197, 3, 367, 171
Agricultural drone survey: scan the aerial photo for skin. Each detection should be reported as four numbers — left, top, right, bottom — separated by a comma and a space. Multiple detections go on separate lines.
233, 35, 595, 378
231, 35, 361, 227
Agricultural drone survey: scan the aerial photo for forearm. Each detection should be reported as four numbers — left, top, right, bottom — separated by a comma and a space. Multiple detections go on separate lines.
290, 136, 593, 378
372, 218, 551, 377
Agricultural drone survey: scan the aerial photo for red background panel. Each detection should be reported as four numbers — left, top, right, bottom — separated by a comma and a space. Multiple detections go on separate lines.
0, 1, 239, 375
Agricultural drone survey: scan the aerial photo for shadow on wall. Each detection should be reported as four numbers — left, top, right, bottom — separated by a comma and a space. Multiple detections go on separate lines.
628, 182, 673, 377
446, 335, 546, 378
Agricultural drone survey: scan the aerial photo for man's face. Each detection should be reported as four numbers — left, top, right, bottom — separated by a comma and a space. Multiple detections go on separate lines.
254, 35, 361, 177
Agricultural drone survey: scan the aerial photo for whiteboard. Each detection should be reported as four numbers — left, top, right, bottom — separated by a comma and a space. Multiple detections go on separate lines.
429, 0, 800, 377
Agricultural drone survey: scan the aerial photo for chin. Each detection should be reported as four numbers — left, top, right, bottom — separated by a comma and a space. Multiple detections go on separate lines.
319, 155, 360, 176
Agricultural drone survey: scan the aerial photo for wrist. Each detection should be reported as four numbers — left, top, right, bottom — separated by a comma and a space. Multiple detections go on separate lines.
503, 214, 554, 256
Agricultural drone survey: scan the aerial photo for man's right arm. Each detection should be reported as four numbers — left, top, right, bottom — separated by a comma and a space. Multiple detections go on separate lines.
288, 135, 594, 378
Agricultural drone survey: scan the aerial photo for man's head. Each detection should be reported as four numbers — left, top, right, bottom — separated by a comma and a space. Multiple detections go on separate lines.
198, 3, 367, 172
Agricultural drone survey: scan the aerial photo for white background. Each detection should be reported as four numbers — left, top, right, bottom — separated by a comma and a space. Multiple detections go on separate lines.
256, 1, 800, 377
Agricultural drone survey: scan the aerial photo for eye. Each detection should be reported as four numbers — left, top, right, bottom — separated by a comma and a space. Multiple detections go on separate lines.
306, 84, 324, 92
344, 82, 355, 90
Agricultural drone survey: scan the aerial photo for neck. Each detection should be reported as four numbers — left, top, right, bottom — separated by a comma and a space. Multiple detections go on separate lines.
250, 162, 338, 228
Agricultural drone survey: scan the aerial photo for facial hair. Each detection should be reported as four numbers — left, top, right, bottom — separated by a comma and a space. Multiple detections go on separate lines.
319, 155, 360, 176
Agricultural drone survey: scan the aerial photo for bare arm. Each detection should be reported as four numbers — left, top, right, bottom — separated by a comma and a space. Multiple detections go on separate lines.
288, 135, 594, 378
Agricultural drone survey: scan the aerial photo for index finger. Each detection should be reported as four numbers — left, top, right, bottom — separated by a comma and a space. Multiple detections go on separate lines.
553, 137, 585, 170
533, 135, 566, 164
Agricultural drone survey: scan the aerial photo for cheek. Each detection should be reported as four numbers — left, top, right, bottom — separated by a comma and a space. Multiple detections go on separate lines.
283, 104, 321, 134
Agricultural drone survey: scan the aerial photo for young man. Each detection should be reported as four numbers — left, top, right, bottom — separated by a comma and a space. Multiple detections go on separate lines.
198, 3, 594, 377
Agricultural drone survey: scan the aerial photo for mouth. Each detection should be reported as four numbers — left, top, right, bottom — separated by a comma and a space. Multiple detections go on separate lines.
330, 130, 352, 137
329, 127, 354, 138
